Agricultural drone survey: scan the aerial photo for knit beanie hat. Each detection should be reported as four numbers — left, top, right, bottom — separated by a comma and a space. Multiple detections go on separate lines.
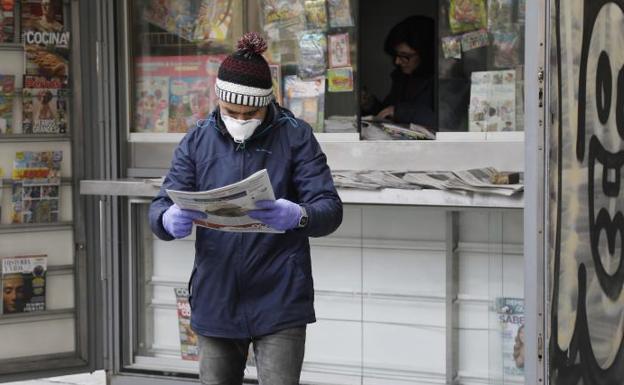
215, 33, 274, 107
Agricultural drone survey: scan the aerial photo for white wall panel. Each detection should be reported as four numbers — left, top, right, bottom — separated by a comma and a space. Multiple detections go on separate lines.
0, 230, 73, 265
0, 318, 75, 359
363, 323, 445, 375
311, 245, 362, 293
363, 249, 445, 295
152, 239, 195, 280
47, 273, 75, 309
306, 320, 362, 368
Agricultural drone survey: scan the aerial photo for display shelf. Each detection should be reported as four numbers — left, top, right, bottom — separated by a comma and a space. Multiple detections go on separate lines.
128, 132, 359, 143
0, 308, 75, 326
2, 177, 72, 186
0, 43, 24, 52
48, 264, 74, 276
0, 222, 73, 234
0, 134, 72, 143
80, 179, 524, 208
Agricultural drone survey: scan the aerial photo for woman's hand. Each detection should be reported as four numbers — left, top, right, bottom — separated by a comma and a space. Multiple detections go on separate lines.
376, 106, 395, 120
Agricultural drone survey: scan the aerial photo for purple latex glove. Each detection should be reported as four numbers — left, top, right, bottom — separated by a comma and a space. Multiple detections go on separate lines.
247, 199, 301, 231
162, 204, 207, 239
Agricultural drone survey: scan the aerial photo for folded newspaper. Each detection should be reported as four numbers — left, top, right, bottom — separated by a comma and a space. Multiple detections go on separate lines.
166, 169, 283, 233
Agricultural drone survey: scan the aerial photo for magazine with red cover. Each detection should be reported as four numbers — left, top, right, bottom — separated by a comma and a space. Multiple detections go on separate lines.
135, 55, 225, 133
0, 74, 15, 134
1, 255, 47, 314
22, 75, 68, 134
174, 287, 199, 361
0, 0, 15, 42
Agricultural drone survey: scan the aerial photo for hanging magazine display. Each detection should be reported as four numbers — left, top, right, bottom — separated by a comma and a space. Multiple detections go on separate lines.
22, 0, 69, 78
492, 29, 521, 68
1, 255, 47, 314
193, 0, 233, 42
262, 0, 305, 39
174, 288, 199, 361
448, 0, 486, 34
134, 55, 224, 133
469, 69, 516, 132
328, 33, 350, 68
284, 75, 325, 132
327, 67, 353, 92
487, 0, 514, 30
0, 74, 15, 134
269, 64, 282, 105
142, 0, 196, 41
297, 32, 326, 79
327, 0, 353, 28
11, 150, 62, 224
496, 297, 525, 381
22, 75, 68, 134
21, 0, 63, 32
304, 0, 327, 31
0, 0, 14, 42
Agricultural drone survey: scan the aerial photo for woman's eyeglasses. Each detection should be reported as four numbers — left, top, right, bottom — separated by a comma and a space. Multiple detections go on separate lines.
394, 52, 417, 62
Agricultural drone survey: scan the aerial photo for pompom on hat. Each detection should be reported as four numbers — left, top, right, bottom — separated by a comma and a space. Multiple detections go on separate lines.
216, 32, 274, 107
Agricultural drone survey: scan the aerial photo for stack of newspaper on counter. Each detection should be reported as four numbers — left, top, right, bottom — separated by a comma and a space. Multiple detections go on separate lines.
332, 167, 523, 196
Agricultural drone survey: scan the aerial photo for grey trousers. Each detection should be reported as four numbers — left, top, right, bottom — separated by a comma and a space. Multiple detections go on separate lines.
197, 326, 306, 385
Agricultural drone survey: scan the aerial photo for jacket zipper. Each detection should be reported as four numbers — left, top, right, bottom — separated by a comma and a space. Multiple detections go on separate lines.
238, 146, 252, 337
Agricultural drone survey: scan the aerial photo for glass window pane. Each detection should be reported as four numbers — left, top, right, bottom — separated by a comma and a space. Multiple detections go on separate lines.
249, 0, 359, 134
438, 0, 525, 133
130, 0, 243, 134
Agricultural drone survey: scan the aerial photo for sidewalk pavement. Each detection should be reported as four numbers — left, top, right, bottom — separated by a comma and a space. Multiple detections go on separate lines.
2, 371, 105, 385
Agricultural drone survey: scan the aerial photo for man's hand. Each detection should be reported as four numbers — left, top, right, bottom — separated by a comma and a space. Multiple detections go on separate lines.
376, 105, 395, 120
162, 204, 207, 239
247, 199, 301, 231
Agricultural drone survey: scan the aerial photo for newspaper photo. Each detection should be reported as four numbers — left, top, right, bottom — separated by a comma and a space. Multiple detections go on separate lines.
166, 169, 282, 233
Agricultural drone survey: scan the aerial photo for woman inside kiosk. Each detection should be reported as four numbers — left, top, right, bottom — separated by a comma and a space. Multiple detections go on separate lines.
361, 15, 435, 128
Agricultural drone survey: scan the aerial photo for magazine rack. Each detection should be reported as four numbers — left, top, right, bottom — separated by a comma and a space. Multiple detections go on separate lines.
0, 0, 91, 380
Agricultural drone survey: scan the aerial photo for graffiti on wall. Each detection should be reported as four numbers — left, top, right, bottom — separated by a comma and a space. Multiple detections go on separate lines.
551, 0, 624, 383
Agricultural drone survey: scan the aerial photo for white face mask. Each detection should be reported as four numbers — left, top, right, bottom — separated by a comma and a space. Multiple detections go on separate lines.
221, 114, 262, 143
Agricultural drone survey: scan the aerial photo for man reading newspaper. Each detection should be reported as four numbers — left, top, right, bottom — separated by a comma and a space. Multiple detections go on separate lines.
149, 33, 343, 385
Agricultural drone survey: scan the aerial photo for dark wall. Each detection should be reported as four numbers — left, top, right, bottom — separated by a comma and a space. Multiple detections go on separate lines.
359, 0, 437, 102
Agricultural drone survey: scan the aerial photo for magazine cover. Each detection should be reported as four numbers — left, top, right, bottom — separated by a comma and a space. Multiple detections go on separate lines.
262, 0, 305, 40
134, 76, 169, 133
135, 55, 225, 133
269, 64, 282, 105
284, 75, 325, 132
23, 29, 70, 77
492, 28, 521, 68
496, 297, 525, 380
11, 150, 62, 224
142, 0, 196, 41
193, 0, 233, 42
448, 0, 487, 34
0, 75, 15, 134
0, 0, 14, 42
174, 288, 199, 361
304, 0, 327, 30
328, 33, 350, 68
441, 35, 462, 59
297, 32, 326, 79
1, 255, 47, 314
460, 28, 489, 52
327, 0, 353, 28
487, 0, 514, 31
469, 70, 516, 132
22, 75, 68, 134
327, 67, 353, 92
21, 0, 63, 32
168, 77, 211, 133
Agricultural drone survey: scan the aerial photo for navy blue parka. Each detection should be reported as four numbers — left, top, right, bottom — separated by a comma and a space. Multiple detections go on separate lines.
149, 102, 343, 338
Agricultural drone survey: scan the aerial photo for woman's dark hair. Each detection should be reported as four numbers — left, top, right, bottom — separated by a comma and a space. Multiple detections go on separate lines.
384, 15, 435, 76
